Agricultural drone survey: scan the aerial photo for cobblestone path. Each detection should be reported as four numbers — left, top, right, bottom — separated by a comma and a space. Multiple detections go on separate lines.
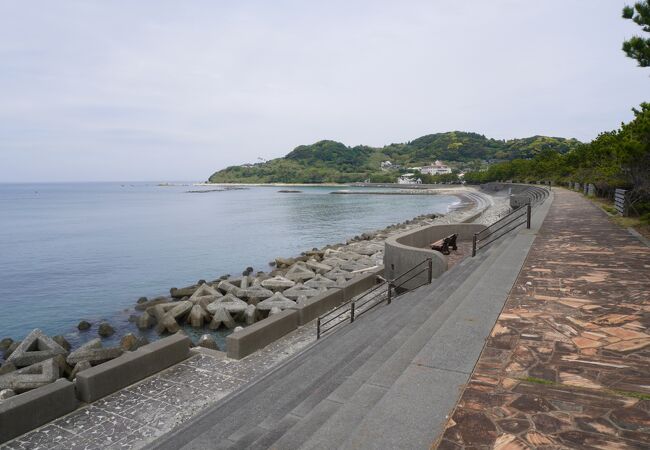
436, 189, 650, 449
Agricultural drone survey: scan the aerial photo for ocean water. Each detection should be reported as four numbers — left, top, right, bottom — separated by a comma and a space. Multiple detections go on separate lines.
0, 183, 459, 348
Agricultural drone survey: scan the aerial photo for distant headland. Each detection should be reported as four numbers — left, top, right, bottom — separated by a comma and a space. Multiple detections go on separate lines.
208, 131, 580, 184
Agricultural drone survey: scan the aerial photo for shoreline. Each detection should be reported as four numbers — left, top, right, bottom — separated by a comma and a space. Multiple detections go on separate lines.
194, 182, 468, 189
1, 187, 496, 364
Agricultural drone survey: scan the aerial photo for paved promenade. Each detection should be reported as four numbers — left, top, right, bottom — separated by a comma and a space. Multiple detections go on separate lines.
436, 189, 650, 449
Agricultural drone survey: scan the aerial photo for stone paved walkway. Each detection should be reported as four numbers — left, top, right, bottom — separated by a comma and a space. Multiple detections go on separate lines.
435, 189, 650, 449
0, 325, 315, 450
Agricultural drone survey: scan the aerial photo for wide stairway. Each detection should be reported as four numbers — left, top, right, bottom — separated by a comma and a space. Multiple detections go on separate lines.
151, 226, 536, 450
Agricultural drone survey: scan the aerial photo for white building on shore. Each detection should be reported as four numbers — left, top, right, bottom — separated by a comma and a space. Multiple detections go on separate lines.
420, 160, 452, 175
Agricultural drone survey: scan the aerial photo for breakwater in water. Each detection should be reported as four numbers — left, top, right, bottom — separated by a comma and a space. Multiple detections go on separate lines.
0, 183, 465, 351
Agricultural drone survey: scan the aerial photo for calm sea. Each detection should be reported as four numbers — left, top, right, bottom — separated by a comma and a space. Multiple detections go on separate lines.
0, 183, 458, 348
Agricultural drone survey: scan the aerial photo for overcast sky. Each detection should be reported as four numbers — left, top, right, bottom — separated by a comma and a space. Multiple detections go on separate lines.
0, 1, 647, 182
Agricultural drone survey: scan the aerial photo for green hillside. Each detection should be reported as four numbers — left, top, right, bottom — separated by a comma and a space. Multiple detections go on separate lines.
208, 132, 582, 184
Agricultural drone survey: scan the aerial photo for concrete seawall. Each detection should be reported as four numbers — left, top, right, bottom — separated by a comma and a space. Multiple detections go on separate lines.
384, 224, 487, 289
226, 268, 383, 359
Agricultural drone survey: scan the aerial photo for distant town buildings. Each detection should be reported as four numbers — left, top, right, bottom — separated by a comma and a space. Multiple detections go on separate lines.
397, 173, 422, 184
380, 161, 402, 171
420, 160, 452, 175
383, 159, 452, 183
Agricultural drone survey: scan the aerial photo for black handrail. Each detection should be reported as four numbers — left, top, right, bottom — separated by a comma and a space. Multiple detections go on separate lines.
317, 258, 433, 339
477, 208, 527, 241
476, 205, 526, 238
472, 203, 531, 256
477, 219, 526, 251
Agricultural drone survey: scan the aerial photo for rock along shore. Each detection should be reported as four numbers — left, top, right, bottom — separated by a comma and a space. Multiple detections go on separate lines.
0, 186, 498, 404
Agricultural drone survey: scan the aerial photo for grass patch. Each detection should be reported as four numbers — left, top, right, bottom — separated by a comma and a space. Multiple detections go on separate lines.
520, 376, 556, 386
610, 389, 650, 401
518, 377, 650, 401
583, 195, 650, 240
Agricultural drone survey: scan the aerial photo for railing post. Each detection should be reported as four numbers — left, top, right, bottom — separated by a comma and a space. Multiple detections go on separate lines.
526, 203, 531, 229
387, 283, 393, 305
350, 302, 355, 322
472, 233, 477, 257
317, 318, 321, 339
427, 258, 433, 284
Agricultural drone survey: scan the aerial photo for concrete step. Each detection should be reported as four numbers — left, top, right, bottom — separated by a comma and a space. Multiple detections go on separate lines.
340, 231, 535, 449
208, 272, 440, 448
292, 240, 512, 449
221, 252, 488, 449
271, 250, 503, 449
153, 238, 512, 450
164, 321, 379, 449
261, 257, 486, 449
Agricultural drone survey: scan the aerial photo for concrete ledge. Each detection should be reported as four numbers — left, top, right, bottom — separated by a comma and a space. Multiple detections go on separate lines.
0, 379, 77, 444
296, 268, 384, 326
481, 182, 549, 208
384, 223, 487, 290
75, 333, 191, 403
227, 310, 299, 360
225, 268, 384, 359
190, 347, 227, 360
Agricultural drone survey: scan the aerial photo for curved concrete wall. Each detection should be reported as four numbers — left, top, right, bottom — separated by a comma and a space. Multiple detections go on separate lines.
384, 223, 487, 290
481, 182, 549, 208
226, 267, 384, 359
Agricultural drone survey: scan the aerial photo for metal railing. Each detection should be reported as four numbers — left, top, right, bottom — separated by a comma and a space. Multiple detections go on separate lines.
472, 203, 531, 256
317, 258, 433, 339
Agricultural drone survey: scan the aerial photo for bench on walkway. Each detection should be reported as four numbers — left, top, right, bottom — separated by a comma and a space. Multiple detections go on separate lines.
430, 234, 457, 255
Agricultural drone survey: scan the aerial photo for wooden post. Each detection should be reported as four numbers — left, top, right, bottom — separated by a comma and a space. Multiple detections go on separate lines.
350, 302, 355, 322
387, 283, 393, 305
427, 258, 433, 284
317, 318, 321, 339
526, 203, 531, 229
472, 234, 477, 257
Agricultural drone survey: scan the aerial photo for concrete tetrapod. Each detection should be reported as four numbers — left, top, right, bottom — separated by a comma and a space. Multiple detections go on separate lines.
333, 251, 362, 261
0, 389, 15, 401
0, 358, 59, 393
66, 338, 123, 366
284, 263, 316, 282
137, 311, 157, 330
188, 304, 209, 328
244, 304, 257, 325
304, 274, 337, 289
6, 329, 68, 368
217, 280, 245, 298
305, 259, 333, 274
68, 361, 91, 380
346, 242, 384, 255
209, 306, 236, 330
320, 256, 347, 268
261, 276, 295, 291
155, 301, 193, 334
149, 303, 176, 321
256, 292, 296, 312
323, 267, 357, 281
134, 296, 170, 311
340, 260, 372, 272
188, 283, 222, 304
206, 293, 248, 315
242, 282, 273, 304
156, 315, 181, 334
282, 283, 322, 301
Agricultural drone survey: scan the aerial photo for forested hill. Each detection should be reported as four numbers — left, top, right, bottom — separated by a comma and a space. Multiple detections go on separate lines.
208, 131, 581, 184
